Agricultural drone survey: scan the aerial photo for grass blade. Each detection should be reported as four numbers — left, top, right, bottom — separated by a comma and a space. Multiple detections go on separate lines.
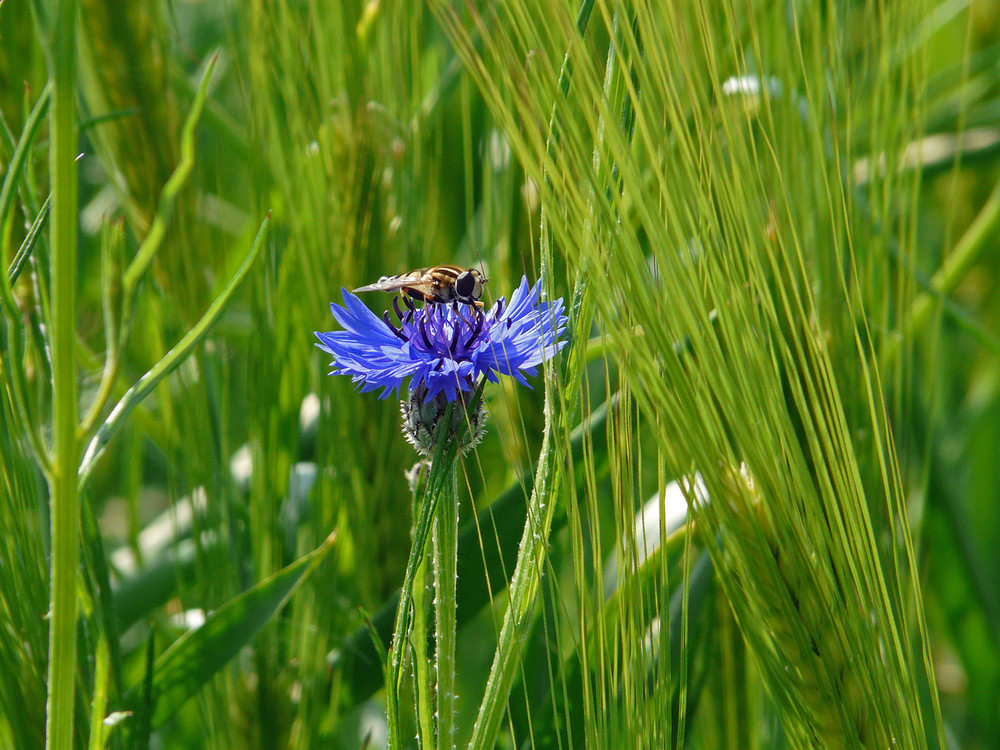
120, 53, 219, 296
121, 531, 337, 728
6, 194, 49, 285
0, 82, 50, 238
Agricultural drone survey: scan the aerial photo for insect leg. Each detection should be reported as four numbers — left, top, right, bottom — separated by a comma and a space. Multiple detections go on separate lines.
451, 300, 475, 329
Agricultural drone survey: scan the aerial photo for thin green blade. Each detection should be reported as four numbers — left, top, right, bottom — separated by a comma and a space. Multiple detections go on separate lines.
122, 531, 336, 728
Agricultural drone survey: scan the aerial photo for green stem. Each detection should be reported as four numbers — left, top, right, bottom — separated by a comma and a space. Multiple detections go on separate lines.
466, 419, 558, 750
884, 176, 1000, 369
912, 179, 1000, 326
45, 0, 80, 748
386, 412, 455, 748
387, 394, 476, 748
119, 53, 218, 300
433, 469, 459, 750
411, 554, 435, 748
410, 467, 435, 748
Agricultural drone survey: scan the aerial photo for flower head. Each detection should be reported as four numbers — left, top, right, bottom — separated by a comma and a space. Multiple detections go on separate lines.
401, 383, 487, 456
315, 276, 567, 401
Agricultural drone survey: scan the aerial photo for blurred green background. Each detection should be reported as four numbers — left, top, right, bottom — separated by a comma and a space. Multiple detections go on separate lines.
1, 0, 999, 748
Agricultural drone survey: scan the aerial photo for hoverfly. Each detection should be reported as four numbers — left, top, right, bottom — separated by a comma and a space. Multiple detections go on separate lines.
353, 265, 487, 308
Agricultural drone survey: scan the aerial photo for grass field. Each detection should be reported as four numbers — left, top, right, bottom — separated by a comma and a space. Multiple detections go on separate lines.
2, 0, 999, 748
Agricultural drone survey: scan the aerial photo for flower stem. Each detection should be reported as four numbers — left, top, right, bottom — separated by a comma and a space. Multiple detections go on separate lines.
387, 402, 460, 748
45, 0, 81, 748
433, 469, 459, 750
410, 466, 435, 748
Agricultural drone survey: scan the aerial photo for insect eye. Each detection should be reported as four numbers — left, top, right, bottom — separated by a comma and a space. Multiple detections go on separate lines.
456, 272, 478, 300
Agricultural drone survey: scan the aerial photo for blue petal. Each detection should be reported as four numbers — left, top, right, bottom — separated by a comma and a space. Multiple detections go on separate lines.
317, 276, 567, 402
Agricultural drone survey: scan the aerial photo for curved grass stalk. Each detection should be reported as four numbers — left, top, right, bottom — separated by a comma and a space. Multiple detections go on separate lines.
80, 53, 220, 438
0, 196, 53, 476
465, 408, 558, 750
119, 53, 219, 295
0, 93, 54, 479
78, 214, 270, 489
465, 291, 592, 749
892, 176, 1000, 365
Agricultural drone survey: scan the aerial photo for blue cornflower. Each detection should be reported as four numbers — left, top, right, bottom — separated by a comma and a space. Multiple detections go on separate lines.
315, 276, 568, 402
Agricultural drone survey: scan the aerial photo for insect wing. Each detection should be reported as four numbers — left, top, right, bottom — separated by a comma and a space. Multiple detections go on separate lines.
353, 269, 431, 294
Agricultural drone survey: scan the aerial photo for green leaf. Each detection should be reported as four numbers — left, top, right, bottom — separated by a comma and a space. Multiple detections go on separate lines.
120, 531, 336, 728
112, 535, 227, 633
